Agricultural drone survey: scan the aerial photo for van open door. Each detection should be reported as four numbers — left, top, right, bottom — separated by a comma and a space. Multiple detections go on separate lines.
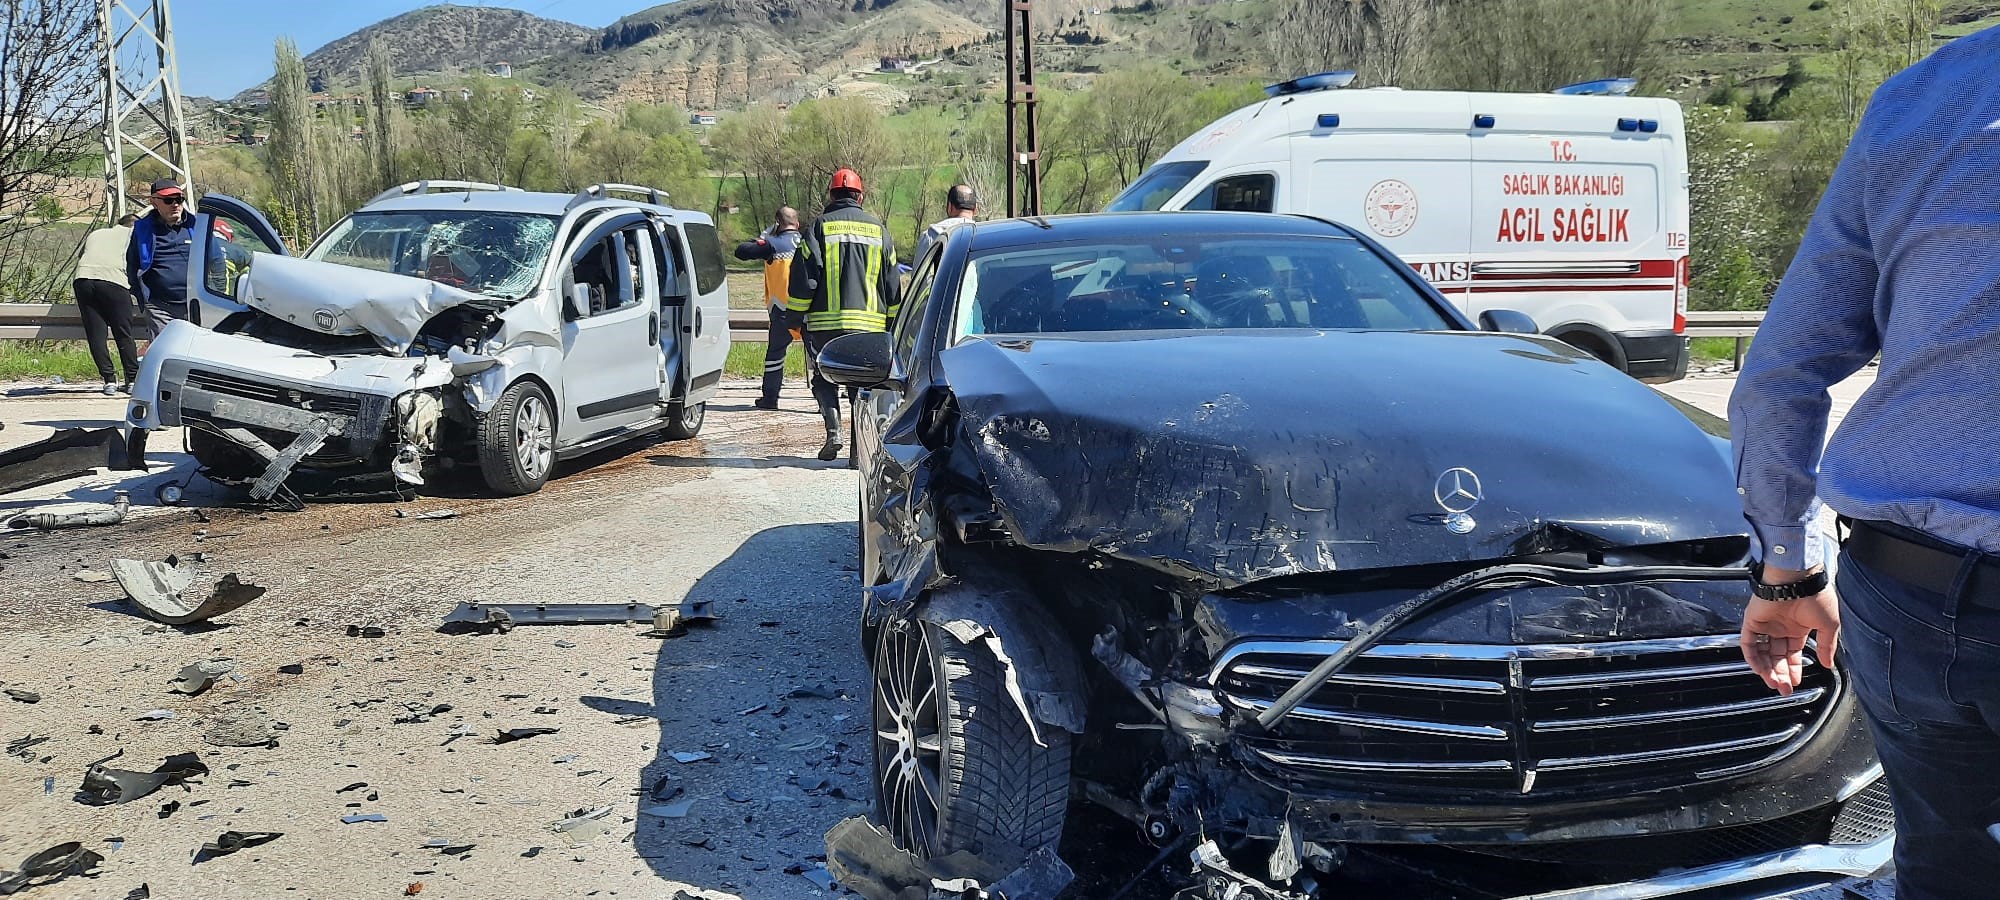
191, 195, 288, 329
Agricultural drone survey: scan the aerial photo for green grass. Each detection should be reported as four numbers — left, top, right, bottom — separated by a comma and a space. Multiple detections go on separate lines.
724, 341, 806, 380
0, 341, 101, 382
1691, 336, 1749, 362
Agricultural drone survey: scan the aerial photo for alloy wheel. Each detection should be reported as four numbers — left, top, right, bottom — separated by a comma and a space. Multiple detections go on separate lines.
873, 621, 944, 856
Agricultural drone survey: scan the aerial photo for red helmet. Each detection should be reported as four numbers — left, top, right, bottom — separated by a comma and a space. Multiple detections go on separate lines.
829, 168, 863, 193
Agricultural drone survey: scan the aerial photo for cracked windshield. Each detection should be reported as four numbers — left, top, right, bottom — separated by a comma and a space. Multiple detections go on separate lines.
2, 0, 1946, 894
309, 212, 558, 300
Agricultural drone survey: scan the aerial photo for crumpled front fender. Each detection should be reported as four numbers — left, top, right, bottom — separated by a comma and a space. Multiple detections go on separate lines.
909, 557, 1089, 741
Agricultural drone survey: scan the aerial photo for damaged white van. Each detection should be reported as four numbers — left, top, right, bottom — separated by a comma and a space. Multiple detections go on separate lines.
127, 182, 730, 499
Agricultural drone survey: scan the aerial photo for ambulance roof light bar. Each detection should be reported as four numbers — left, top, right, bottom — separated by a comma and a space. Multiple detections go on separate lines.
1553, 77, 1638, 96
1266, 71, 1358, 98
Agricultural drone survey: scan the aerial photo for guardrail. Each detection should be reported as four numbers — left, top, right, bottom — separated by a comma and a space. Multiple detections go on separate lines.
1, 303, 776, 345
1683, 310, 1765, 371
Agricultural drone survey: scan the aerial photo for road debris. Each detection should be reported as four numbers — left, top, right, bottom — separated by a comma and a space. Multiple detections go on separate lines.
0, 841, 105, 894
822, 816, 1072, 900
670, 751, 711, 764
133, 710, 174, 722
421, 839, 475, 855
779, 735, 827, 753
192, 831, 281, 865
111, 559, 265, 625
168, 660, 235, 696
203, 708, 278, 748
1187, 839, 1311, 900
157, 801, 179, 819
550, 806, 615, 847
493, 727, 559, 744
642, 798, 696, 819
8, 491, 130, 532
8, 734, 51, 761
0, 427, 121, 496
72, 570, 114, 583
645, 600, 718, 638
346, 625, 387, 638
5, 688, 40, 704
79, 751, 207, 805
443, 602, 654, 629
404, 883, 424, 896
340, 814, 388, 825
336, 782, 369, 794
124, 885, 150, 899
786, 683, 843, 700
393, 508, 458, 521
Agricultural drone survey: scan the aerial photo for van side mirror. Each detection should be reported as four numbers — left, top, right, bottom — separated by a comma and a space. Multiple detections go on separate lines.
817, 331, 899, 390
1478, 309, 1539, 335
564, 283, 591, 321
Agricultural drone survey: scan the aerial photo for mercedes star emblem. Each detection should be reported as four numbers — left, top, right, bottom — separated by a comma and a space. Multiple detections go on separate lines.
1434, 467, 1483, 534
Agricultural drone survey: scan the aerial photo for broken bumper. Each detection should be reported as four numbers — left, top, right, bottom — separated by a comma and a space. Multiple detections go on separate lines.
1516, 833, 1891, 898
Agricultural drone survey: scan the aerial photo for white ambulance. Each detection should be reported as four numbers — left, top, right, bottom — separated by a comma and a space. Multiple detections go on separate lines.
1108, 73, 1691, 382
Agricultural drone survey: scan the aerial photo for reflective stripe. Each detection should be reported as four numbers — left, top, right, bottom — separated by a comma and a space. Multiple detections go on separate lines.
826, 237, 843, 314
821, 220, 884, 241
864, 242, 881, 310
806, 309, 888, 331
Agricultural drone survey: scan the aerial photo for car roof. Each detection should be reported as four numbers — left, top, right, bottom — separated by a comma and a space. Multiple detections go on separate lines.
962, 211, 1354, 252
358, 190, 705, 223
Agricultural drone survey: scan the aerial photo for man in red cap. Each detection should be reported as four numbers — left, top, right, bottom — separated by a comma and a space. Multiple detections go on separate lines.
787, 167, 900, 462
126, 178, 199, 338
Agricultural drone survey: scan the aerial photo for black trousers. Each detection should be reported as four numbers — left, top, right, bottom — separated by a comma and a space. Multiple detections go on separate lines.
803, 329, 858, 428
73, 278, 139, 384
761, 305, 795, 402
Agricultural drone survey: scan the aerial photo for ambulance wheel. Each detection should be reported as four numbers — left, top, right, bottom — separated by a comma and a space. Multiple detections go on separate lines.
1558, 332, 1626, 371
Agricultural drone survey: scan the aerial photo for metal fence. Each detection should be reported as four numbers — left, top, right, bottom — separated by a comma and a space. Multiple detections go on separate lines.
1, 303, 774, 344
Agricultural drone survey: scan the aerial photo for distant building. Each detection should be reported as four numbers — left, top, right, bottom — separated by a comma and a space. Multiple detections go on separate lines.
879, 56, 913, 72
405, 87, 444, 108
689, 111, 719, 126
457, 87, 474, 102
487, 61, 514, 78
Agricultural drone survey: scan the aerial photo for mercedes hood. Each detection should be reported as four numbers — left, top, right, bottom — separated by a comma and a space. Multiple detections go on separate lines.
938, 330, 1742, 588
237, 253, 493, 355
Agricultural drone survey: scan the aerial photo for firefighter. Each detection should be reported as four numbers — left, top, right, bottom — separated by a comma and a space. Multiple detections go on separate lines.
788, 168, 899, 462
733, 207, 803, 410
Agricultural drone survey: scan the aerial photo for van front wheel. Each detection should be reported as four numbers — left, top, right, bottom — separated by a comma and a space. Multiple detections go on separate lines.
478, 382, 556, 496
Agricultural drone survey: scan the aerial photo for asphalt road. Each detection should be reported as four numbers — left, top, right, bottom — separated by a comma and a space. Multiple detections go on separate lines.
0, 370, 1890, 899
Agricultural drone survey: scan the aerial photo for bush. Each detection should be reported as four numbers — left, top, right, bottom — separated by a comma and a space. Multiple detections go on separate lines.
1778, 15, 1794, 24
1808, 0, 1827, 9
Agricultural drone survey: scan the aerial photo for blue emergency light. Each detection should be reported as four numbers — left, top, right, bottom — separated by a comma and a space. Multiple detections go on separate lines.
1265, 71, 1358, 98
1316, 113, 1341, 129
1554, 77, 1638, 96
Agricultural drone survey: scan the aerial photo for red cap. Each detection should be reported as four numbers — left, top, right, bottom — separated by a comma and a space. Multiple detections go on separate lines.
212, 218, 234, 241
829, 168, 863, 193
149, 179, 184, 198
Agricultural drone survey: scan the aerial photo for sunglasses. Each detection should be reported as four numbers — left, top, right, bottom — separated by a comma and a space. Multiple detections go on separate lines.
153, 195, 184, 205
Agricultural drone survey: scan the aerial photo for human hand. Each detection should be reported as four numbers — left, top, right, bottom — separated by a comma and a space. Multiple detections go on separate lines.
1740, 579, 1840, 695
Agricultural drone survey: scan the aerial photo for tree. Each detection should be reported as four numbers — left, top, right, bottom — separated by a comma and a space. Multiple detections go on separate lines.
1270, 0, 1435, 87
0, 0, 98, 300
268, 38, 323, 244
366, 37, 399, 188
1426, 0, 1668, 92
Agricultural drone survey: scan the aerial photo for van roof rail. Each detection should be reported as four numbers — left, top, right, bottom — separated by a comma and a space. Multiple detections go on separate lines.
1552, 77, 1637, 96
366, 180, 523, 205
1264, 70, 1357, 98
567, 183, 672, 212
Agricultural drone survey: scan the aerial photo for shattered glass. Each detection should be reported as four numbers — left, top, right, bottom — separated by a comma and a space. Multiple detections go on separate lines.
310, 212, 559, 301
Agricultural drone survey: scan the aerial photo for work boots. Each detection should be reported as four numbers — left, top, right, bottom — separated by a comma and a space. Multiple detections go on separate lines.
817, 406, 843, 462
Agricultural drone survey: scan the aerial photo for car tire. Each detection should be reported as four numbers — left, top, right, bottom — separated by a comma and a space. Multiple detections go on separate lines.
660, 400, 705, 441
188, 428, 264, 479
871, 617, 1071, 866
477, 381, 556, 496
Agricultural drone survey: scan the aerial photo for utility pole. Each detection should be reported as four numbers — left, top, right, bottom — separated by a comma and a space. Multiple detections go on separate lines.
99, 0, 192, 218
1003, 0, 1041, 217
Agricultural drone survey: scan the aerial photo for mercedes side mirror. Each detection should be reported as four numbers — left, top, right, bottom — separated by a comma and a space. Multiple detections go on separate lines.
1478, 309, 1540, 335
817, 331, 899, 390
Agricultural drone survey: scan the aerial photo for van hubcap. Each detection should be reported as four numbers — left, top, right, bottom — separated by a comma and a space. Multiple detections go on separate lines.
515, 395, 553, 479
874, 622, 943, 855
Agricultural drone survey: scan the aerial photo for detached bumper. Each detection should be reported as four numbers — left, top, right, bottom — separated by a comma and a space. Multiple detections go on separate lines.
1519, 834, 1891, 899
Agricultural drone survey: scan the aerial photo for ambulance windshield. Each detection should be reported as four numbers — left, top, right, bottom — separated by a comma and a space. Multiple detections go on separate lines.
1105, 161, 1208, 212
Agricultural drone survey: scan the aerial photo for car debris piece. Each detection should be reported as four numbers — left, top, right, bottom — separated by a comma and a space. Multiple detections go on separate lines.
345, 624, 386, 638
404, 883, 424, 896
133, 710, 174, 722
8, 492, 130, 532
779, 736, 827, 753
493, 728, 558, 744
4, 688, 40, 704
203, 709, 277, 748
168, 660, 235, 696
79, 751, 207, 805
157, 801, 179, 819
0, 427, 120, 497
645, 600, 718, 638
786, 684, 841, 700
124, 885, 150, 899
8, 735, 51, 761
277, 663, 304, 675
111, 559, 265, 626
0, 841, 105, 894
1187, 839, 1310, 900
72, 570, 115, 583
443, 602, 655, 629
192, 831, 281, 865
340, 814, 388, 825
822, 817, 1021, 900
670, 751, 711, 764
550, 806, 614, 847
642, 799, 695, 819
392, 508, 458, 520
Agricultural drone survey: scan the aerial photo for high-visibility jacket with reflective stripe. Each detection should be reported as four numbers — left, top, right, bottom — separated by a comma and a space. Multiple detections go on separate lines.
787, 197, 900, 334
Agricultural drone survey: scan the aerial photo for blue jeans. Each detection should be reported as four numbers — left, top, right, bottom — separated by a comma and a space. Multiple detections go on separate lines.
1838, 549, 2000, 899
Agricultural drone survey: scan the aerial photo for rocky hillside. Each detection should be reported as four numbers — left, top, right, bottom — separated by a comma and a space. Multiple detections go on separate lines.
285, 4, 593, 92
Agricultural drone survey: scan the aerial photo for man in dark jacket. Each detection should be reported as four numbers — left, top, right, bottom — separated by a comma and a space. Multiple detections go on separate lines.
126, 179, 198, 336
734, 207, 803, 410
788, 168, 899, 462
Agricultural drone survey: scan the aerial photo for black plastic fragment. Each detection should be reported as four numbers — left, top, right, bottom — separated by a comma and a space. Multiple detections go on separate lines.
4, 689, 39, 704
493, 728, 559, 744
193, 831, 281, 865
78, 752, 208, 805
0, 841, 104, 895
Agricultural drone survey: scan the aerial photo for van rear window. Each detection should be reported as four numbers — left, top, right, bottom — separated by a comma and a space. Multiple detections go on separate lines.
1106, 162, 1208, 212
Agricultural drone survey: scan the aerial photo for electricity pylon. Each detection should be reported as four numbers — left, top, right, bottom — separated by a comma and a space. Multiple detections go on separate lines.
99, 0, 192, 218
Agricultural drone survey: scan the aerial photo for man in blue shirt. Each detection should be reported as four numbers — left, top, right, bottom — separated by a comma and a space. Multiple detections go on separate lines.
126, 179, 197, 336
1730, 25, 2000, 898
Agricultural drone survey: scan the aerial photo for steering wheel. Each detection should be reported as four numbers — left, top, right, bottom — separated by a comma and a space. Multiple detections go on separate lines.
1197, 286, 1281, 327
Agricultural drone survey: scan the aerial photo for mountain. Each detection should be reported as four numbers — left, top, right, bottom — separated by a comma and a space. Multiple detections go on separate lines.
277, 4, 593, 94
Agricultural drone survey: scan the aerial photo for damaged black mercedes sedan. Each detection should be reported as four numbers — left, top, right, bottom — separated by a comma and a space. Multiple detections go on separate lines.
816, 212, 1890, 898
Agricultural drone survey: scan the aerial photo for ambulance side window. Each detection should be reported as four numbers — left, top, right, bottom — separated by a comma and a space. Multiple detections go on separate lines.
1184, 174, 1276, 213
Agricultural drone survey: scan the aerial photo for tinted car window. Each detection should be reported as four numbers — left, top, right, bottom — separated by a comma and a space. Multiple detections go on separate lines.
954, 234, 1451, 337
1104, 161, 1208, 212
685, 223, 726, 295
1183, 174, 1276, 213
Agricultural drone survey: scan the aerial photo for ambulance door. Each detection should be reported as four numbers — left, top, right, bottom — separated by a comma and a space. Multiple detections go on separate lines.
1466, 96, 1671, 355
1292, 94, 1475, 312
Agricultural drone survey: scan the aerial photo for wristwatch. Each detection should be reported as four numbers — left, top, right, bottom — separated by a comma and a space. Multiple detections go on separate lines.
1750, 564, 1828, 601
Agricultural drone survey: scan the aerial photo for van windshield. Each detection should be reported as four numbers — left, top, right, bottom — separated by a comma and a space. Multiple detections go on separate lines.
308, 211, 559, 301
1105, 161, 1208, 212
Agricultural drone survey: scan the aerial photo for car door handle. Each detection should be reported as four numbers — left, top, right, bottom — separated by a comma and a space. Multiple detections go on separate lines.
648, 313, 659, 346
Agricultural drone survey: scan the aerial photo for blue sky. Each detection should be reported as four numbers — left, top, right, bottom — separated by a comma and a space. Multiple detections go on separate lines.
176, 2, 637, 98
